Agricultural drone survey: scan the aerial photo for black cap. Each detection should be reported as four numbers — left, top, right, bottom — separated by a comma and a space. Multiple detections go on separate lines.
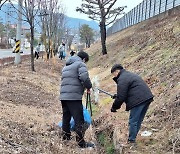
77, 51, 89, 62
111, 64, 123, 73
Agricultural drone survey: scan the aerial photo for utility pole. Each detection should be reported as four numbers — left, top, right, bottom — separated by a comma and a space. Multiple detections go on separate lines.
14, 0, 22, 64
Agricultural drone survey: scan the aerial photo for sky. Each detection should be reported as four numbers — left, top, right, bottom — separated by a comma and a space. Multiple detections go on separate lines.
61, 0, 143, 20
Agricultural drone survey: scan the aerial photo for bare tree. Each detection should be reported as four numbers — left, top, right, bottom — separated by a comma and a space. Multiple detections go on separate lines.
9, 0, 42, 71
23, 0, 42, 71
76, 0, 126, 55
39, 0, 66, 59
0, 0, 8, 9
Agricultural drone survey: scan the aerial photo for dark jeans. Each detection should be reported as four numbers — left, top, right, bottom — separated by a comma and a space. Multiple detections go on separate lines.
59, 51, 64, 60
128, 101, 151, 142
61, 100, 85, 144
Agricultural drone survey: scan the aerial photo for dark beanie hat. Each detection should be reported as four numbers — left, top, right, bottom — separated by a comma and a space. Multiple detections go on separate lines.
111, 64, 123, 73
77, 51, 89, 62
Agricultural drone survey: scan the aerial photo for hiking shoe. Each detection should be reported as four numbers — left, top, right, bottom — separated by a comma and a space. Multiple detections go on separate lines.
127, 140, 136, 144
78, 142, 95, 148
121, 140, 137, 148
62, 136, 71, 141
62, 134, 71, 141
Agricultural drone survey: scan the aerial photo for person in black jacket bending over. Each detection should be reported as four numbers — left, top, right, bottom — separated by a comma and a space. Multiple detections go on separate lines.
111, 64, 154, 144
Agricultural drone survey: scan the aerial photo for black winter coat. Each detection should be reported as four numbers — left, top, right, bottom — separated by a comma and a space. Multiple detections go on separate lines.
112, 69, 154, 111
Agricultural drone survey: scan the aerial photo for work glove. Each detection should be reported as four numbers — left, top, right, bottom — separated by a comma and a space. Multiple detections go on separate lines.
111, 107, 117, 112
111, 94, 117, 99
111, 99, 122, 112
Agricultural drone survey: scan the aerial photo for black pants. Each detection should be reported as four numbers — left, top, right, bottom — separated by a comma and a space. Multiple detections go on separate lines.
35, 51, 39, 59
61, 100, 85, 144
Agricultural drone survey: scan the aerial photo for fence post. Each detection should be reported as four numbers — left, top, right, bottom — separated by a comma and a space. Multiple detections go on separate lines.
145, 0, 148, 19
122, 16, 124, 29
149, 0, 152, 18
127, 14, 129, 27
159, 0, 162, 14
117, 19, 120, 31
129, 12, 132, 26
130, 12, 132, 26
154, 0, 156, 16
120, 19, 123, 30
131, 10, 133, 25
126, 14, 129, 27
142, 0, 144, 21
124, 14, 127, 28
133, 8, 136, 25
135, 5, 138, 24
173, 0, 175, 8
165, 0, 168, 11
124, 16, 126, 28
138, 3, 141, 23
133, 8, 135, 24
126, 13, 128, 27
126, 13, 129, 27
128, 13, 130, 26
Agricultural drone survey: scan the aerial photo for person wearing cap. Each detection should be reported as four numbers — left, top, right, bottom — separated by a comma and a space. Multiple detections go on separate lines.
59, 51, 94, 148
110, 64, 154, 144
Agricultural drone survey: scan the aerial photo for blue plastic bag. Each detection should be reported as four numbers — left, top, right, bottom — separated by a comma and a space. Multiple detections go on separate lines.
58, 106, 92, 131
63, 51, 66, 57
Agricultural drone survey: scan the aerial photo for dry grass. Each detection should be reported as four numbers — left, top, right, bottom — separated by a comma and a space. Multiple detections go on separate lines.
0, 8, 180, 154
86, 8, 180, 153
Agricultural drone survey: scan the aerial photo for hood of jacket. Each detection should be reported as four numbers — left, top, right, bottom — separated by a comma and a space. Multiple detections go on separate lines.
66, 56, 82, 66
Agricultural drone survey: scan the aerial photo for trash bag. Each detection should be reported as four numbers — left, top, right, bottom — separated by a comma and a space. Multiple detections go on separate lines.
58, 106, 92, 131
63, 51, 66, 57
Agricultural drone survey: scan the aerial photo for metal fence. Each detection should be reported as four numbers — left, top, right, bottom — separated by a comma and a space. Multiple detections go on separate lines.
107, 0, 180, 36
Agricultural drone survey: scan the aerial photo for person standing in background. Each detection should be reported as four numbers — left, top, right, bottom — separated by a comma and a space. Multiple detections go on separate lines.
58, 43, 66, 60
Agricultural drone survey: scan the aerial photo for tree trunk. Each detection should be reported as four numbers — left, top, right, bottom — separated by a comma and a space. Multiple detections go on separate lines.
0, 35, 2, 43
47, 37, 51, 59
30, 25, 35, 71
100, 20, 107, 55
88, 39, 90, 48
85, 38, 88, 48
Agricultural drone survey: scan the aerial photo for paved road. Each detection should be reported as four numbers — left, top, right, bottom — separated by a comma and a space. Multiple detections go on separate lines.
0, 49, 31, 59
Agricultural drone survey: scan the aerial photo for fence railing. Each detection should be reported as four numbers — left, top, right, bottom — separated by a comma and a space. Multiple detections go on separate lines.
107, 0, 180, 36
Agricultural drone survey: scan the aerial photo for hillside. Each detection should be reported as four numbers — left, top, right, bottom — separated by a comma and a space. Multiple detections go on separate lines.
0, 6, 179, 154
66, 16, 99, 30
86, 6, 180, 153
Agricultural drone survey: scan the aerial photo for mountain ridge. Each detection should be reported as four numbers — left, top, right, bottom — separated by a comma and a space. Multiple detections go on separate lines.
0, 3, 99, 31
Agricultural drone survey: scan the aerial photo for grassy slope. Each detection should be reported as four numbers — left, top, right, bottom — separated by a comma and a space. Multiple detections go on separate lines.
87, 8, 180, 153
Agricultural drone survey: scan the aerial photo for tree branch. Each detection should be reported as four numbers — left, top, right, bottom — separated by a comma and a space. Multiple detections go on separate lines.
84, 0, 98, 5
104, 0, 117, 17
103, 0, 112, 7
0, 0, 8, 10
106, 13, 120, 26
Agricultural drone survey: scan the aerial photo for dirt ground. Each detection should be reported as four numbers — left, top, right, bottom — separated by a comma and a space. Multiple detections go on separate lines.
0, 59, 100, 154
86, 8, 180, 154
1, 7, 180, 154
